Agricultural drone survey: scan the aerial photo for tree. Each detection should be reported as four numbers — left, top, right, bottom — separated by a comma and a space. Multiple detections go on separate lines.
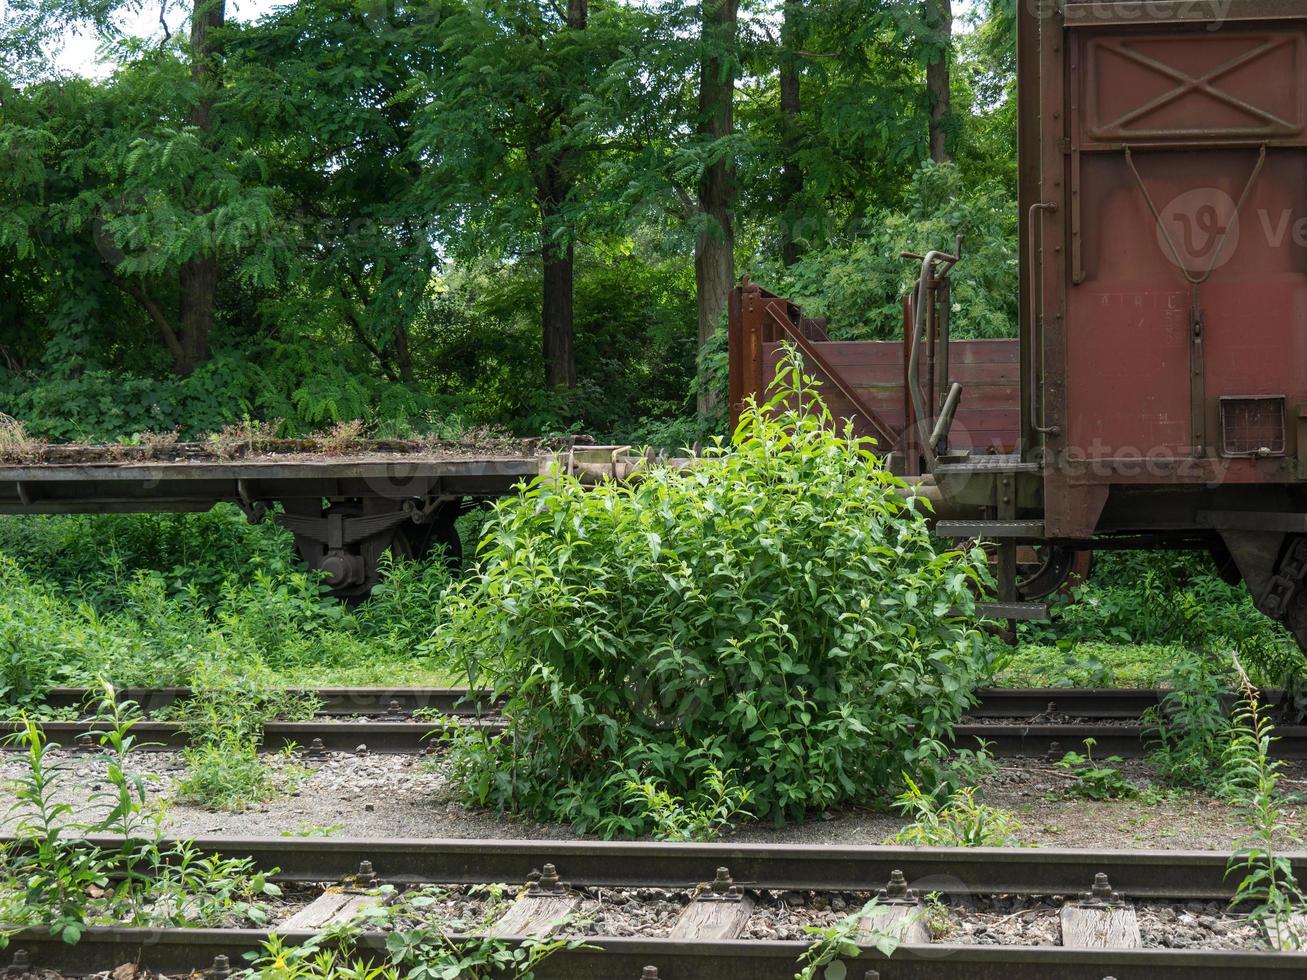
924, 0, 952, 163
414, 0, 638, 390
693, 0, 738, 413
777, 0, 804, 266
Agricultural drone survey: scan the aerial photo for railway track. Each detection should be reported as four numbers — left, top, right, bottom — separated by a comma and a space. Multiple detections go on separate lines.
1, 837, 1304, 978
31, 684, 1193, 717
8, 686, 1305, 759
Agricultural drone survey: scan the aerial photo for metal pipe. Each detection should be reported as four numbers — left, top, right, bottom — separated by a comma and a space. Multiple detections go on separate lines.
930, 382, 964, 452
908, 250, 959, 471
1027, 202, 1059, 438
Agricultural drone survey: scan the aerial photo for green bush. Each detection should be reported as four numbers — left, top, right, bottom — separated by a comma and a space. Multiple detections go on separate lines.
433, 354, 990, 832
0, 507, 454, 712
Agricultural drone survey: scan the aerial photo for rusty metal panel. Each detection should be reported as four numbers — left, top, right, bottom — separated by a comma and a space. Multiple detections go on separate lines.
760, 339, 1020, 453
1057, 15, 1307, 489
1079, 29, 1307, 144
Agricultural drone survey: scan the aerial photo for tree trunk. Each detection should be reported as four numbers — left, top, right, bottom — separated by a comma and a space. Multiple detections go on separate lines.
176, 258, 215, 375
532, 0, 586, 390
779, 0, 803, 267
172, 0, 226, 376
542, 232, 576, 388
696, 0, 738, 416
925, 0, 952, 164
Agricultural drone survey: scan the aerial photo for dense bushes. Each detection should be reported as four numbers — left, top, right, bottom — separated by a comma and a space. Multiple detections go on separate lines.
0, 507, 451, 713
1022, 551, 1303, 689
433, 356, 991, 832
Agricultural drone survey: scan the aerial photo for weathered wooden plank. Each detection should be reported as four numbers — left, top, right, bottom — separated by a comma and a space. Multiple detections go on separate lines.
1266, 912, 1307, 950
278, 890, 383, 931
857, 904, 930, 945
670, 896, 755, 940
1059, 905, 1141, 948
485, 894, 580, 938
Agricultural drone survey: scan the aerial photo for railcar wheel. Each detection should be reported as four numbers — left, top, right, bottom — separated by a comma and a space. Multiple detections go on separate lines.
1001, 544, 1092, 601
390, 499, 464, 572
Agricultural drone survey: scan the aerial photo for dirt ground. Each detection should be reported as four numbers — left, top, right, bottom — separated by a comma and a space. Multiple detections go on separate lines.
1, 747, 1301, 849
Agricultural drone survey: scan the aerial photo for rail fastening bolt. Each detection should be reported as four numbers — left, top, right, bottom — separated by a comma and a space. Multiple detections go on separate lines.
7, 949, 30, 976
710, 867, 733, 895
209, 954, 231, 979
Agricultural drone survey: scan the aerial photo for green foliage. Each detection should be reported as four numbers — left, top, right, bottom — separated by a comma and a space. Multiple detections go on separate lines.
1026, 552, 1300, 680
1054, 738, 1137, 801
0, 690, 281, 946
244, 887, 580, 980
435, 354, 989, 832
0, 0, 1024, 447
782, 163, 1018, 341
602, 765, 754, 842
1144, 649, 1236, 794
794, 897, 906, 978
887, 775, 1023, 847
168, 659, 317, 811
0, 506, 451, 713
1223, 671, 1306, 950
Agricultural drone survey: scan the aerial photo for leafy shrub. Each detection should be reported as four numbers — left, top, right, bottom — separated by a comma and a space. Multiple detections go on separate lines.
1145, 649, 1235, 793
1022, 550, 1302, 689
1054, 738, 1137, 801
433, 354, 990, 832
887, 776, 1023, 847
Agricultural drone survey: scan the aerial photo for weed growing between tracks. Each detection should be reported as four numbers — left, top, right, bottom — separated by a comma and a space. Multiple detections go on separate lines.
168, 660, 318, 811
244, 887, 586, 980
433, 353, 991, 834
1053, 738, 1138, 801
886, 775, 1023, 847
1224, 669, 1306, 950
793, 897, 908, 978
0, 684, 282, 945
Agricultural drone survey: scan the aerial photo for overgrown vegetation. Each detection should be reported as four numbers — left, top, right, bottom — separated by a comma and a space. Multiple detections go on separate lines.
0, 507, 450, 716
243, 886, 581, 980
1144, 649, 1236, 795
170, 660, 318, 811
1224, 670, 1306, 950
1013, 551, 1303, 690
886, 775, 1023, 848
434, 357, 991, 832
0, 686, 281, 945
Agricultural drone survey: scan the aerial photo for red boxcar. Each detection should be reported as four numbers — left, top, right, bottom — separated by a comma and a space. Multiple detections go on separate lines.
731, 0, 1307, 648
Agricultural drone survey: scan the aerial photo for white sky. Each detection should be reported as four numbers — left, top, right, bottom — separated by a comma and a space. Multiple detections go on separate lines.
52, 0, 982, 79
52, 0, 281, 77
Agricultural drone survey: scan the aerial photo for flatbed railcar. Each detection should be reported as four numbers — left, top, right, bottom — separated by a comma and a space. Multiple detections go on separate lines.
0, 442, 603, 598
732, 0, 1307, 649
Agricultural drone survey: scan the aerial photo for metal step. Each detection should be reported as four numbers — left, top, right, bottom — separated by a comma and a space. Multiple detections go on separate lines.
978, 601, 1050, 621
934, 453, 1041, 475
936, 519, 1046, 539
946, 601, 1051, 621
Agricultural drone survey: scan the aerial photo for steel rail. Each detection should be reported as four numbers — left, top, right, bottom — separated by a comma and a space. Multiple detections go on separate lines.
9, 835, 1305, 900
13, 718, 1307, 758
37, 685, 1269, 719
4, 925, 1305, 979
